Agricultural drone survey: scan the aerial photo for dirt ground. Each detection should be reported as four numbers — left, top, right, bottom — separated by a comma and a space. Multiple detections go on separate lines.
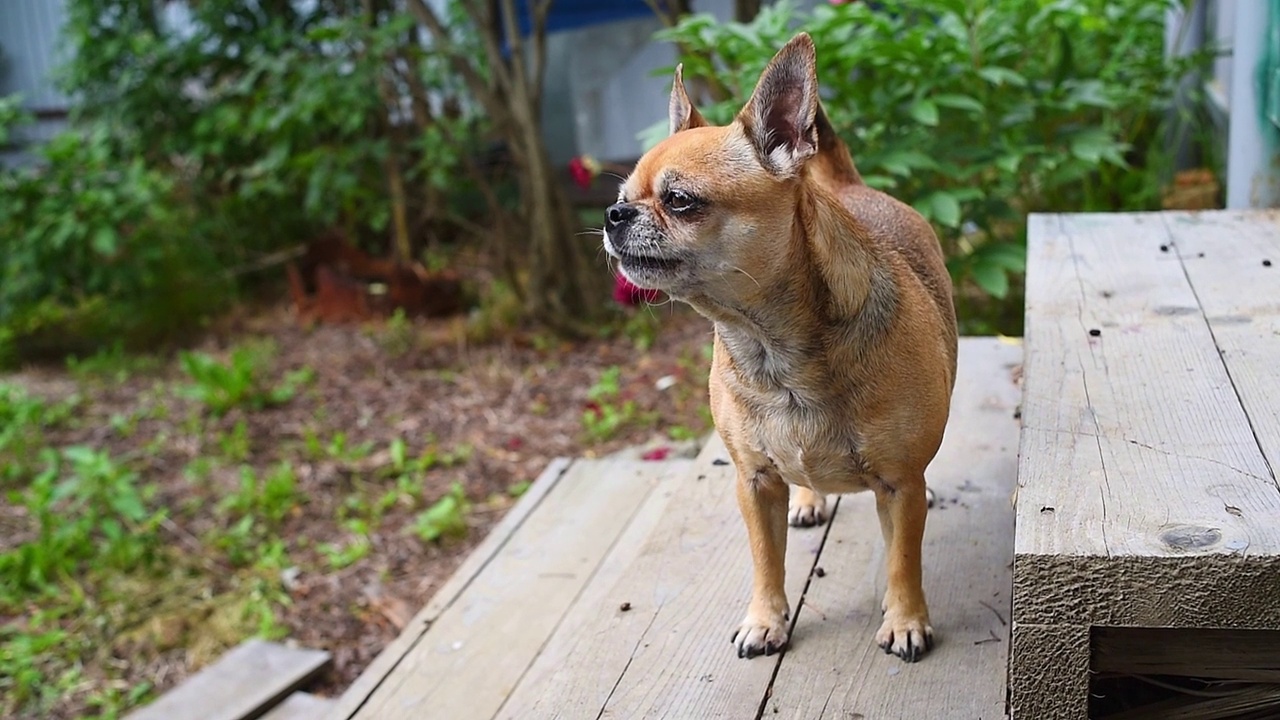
3, 300, 715, 716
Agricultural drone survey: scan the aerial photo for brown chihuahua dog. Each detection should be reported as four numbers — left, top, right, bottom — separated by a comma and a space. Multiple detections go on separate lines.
603, 33, 957, 662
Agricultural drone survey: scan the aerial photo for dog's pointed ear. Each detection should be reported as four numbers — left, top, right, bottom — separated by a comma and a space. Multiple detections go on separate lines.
738, 33, 819, 176
669, 64, 708, 135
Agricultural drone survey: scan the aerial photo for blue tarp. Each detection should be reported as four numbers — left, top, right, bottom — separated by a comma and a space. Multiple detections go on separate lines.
512, 0, 666, 36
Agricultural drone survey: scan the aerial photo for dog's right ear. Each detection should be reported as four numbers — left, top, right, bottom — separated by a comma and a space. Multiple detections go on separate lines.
669, 64, 708, 135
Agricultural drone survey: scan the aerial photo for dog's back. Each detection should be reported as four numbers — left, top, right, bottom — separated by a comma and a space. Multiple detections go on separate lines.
810, 106, 958, 367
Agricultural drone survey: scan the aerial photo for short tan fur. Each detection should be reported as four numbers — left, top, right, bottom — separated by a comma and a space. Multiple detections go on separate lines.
603, 33, 957, 662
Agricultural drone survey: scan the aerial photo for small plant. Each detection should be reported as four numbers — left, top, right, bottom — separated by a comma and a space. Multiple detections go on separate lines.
376, 308, 417, 357
319, 519, 373, 569
0, 384, 74, 486
507, 480, 532, 498
66, 342, 160, 385
582, 366, 639, 442
410, 482, 470, 542
179, 344, 313, 416
0, 447, 163, 595
217, 419, 252, 462
219, 463, 299, 525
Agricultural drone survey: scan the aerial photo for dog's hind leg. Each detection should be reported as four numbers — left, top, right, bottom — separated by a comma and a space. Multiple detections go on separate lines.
787, 485, 830, 527
731, 466, 791, 659
873, 475, 934, 663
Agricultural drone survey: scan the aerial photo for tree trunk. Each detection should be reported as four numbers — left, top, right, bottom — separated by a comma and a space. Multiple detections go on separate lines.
734, 0, 762, 23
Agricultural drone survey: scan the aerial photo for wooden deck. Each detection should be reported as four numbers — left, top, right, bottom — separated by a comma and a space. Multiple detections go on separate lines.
1011, 210, 1280, 719
328, 338, 1022, 720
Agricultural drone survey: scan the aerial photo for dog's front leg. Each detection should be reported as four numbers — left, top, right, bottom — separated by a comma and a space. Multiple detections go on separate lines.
873, 476, 934, 662
731, 466, 791, 659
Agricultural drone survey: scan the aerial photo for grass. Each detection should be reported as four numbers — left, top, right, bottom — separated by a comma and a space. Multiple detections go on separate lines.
0, 345, 382, 718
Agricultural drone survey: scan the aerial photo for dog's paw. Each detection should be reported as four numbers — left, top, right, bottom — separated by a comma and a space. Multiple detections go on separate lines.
875, 609, 934, 663
787, 494, 829, 528
730, 612, 790, 659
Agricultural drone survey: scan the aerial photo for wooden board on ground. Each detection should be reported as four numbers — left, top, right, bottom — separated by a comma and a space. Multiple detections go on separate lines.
1012, 211, 1280, 720
766, 337, 1021, 720
260, 693, 336, 720
125, 639, 330, 720
341, 458, 693, 720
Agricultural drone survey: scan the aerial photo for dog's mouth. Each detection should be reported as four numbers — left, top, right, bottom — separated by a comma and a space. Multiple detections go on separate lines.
618, 253, 682, 274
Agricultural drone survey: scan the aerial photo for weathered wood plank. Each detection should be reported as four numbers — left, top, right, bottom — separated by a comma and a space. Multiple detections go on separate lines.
1012, 212, 1280, 720
260, 693, 336, 720
348, 458, 691, 720
495, 443, 704, 716
1161, 210, 1280, 487
1016, 212, 1280, 565
1092, 627, 1280, 682
327, 457, 571, 720
126, 639, 330, 720
767, 337, 1021, 720
510, 435, 834, 719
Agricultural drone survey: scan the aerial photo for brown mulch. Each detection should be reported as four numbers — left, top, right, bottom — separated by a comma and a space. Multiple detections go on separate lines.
4, 301, 715, 717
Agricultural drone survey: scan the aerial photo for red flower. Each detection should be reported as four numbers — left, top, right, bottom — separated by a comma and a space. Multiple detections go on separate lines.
568, 155, 602, 190
641, 446, 672, 461
613, 274, 661, 307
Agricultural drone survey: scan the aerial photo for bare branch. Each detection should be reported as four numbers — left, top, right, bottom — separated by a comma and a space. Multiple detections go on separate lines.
530, 0, 552, 110
403, 0, 505, 118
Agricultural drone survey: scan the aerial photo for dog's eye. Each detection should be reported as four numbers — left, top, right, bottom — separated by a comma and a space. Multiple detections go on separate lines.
663, 189, 700, 213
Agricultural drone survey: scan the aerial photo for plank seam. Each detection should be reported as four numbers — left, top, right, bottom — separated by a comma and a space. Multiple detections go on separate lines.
1165, 214, 1280, 493
338, 459, 573, 720
491, 460, 692, 720
755, 495, 844, 720
594, 609, 663, 720
1064, 218, 1115, 559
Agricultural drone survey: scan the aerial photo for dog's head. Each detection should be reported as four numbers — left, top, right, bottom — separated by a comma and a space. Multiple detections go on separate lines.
603, 33, 821, 301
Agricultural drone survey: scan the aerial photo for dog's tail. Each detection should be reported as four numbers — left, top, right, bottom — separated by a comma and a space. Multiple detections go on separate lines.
813, 101, 863, 187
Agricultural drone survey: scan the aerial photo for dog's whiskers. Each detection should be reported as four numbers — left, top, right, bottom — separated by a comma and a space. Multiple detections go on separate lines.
733, 265, 762, 288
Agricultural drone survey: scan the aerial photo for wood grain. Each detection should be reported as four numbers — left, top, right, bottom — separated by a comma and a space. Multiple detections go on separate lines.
348, 459, 688, 720
1161, 210, 1280, 489
125, 639, 330, 720
767, 337, 1021, 720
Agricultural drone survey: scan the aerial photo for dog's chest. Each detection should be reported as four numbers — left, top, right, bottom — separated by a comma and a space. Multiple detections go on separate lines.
747, 402, 873, 493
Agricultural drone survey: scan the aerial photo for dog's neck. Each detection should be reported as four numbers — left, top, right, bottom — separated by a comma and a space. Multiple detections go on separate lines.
686, 183, 897, 398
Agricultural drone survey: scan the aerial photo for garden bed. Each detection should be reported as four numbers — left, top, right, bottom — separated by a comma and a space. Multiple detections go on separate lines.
0, 302, 712, 719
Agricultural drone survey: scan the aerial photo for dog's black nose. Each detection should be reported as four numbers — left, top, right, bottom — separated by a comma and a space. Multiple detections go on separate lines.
606, 202, 639, 229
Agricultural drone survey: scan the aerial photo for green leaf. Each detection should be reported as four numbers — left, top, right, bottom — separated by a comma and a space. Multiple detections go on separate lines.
909, 99, 939, 126
927, 192, 962, 228
976, 67, 1027, 87
1069, 129, 1123, 164
90, 227, 119, 256
970, 260, 1010, 299
932, 93, 985, 113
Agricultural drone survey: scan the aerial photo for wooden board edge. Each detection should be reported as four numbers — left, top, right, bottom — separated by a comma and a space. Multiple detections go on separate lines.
326, 457, 574, 720
125, 639, 330, 720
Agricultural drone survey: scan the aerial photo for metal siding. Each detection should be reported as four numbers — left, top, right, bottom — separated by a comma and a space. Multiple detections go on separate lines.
0, 0, 70, 110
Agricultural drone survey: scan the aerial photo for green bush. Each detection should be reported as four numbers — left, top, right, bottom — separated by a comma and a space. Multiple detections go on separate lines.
0, 127, 229, 364
651, 0, 1216, 330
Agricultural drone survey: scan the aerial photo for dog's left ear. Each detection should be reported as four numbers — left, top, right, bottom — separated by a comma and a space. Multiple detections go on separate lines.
739, 32, 819, 177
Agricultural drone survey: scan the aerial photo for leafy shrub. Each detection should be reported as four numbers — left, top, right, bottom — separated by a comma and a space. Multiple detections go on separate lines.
60, 0, 484, 258
0, 126, 230, 364
652, 0, 1216, 328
